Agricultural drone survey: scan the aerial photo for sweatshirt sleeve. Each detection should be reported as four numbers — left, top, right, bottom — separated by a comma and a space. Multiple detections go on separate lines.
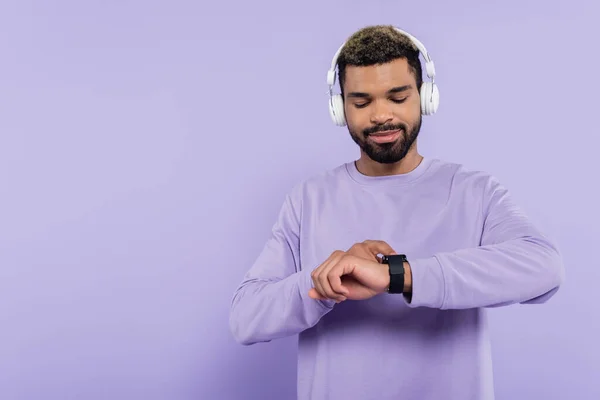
406, 175, 565, 310
229, 191, 336, 345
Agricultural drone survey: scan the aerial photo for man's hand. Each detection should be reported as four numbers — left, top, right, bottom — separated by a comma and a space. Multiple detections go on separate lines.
346, 240, 397, 263
308, 240, 396, 302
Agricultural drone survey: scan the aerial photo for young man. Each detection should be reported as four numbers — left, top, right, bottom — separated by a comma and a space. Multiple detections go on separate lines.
229, 25, 564, 400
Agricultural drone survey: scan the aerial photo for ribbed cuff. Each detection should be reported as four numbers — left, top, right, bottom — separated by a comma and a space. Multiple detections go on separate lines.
404, 256, 446, 309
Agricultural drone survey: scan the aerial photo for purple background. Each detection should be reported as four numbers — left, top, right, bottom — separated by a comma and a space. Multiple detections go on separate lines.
1, 1, 598, 399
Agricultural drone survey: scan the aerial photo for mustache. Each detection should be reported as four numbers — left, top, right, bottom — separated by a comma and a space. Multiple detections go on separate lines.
363, 123, 406, 136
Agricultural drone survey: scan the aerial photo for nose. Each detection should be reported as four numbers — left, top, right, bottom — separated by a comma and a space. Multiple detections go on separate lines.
369, 100, 393, 125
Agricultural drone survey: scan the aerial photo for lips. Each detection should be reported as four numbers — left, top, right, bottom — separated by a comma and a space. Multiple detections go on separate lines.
368, 129, 401, 144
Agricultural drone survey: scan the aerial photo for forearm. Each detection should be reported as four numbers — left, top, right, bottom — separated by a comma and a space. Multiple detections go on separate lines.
405, 234, 564, 309
229, 267, 335, 345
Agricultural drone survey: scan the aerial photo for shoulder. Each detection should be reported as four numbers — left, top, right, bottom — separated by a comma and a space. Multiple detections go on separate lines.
282, 162, 349, 213
289, 163, 348, 196
429, 158, 509, 217
427, 159, 516, 224
431, 158, 503, 193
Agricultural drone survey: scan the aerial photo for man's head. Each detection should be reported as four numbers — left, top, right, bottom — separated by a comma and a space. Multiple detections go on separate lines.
336, 25, 424, 165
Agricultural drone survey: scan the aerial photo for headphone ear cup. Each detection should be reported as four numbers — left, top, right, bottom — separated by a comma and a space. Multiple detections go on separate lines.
420, 82, 439, 116
329, 94, 346, 126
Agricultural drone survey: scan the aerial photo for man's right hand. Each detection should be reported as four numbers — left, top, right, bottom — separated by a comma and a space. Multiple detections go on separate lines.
308, 240, 397, 302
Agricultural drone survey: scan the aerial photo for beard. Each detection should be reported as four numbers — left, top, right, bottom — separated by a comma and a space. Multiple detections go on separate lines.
348, 117, 422, 164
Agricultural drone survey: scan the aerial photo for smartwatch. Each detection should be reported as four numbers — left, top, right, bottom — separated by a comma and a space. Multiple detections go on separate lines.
381, 254, 407, 294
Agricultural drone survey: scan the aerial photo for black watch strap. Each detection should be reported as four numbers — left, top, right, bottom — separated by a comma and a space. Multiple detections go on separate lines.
381, 254, 407, 294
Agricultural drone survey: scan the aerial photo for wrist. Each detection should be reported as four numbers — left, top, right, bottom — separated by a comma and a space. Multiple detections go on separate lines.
382, 254, 409, 294
403, 262, 412, 293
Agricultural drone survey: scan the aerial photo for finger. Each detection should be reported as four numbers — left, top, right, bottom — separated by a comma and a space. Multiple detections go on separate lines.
363, 240, 397, 256
309, 288, 345, 304
311, 251, 337, 298
339, 254, 359, 276
311, 265, 327, 301
312, 251, 345, 301
308, 288, 326, 300
317, 251, 347, 301
327, 261, 350, 297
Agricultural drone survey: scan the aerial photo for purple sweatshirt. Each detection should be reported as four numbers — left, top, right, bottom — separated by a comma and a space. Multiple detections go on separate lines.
229, 157, 564, 400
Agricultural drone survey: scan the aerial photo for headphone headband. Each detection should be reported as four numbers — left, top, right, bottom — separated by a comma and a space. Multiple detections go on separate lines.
327, 27, 436, 88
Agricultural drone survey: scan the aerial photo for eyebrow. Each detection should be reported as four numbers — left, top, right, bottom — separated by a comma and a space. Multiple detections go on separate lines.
347, 85, 412, 98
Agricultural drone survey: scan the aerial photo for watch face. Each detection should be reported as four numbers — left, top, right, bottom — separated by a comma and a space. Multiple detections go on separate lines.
382, 255, 406, 263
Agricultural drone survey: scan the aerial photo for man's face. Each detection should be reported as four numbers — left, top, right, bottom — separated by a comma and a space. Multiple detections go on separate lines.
343, 58, 422, 164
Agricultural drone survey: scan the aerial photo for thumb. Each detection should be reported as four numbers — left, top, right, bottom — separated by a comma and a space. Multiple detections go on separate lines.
308, 288, 325, 300
365, 240, 397, 256
378, 251, 396, 263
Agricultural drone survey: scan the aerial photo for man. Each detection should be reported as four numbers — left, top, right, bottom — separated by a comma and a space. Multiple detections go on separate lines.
229, 25, 564, 400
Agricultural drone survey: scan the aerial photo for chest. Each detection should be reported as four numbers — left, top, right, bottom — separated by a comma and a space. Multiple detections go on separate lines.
297, 184, 485, 271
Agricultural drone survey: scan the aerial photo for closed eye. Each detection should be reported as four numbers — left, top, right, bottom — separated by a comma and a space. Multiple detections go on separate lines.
353, 97, 409, 108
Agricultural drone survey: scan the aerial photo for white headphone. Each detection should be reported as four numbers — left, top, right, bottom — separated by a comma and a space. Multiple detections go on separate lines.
326, 27, 440, 127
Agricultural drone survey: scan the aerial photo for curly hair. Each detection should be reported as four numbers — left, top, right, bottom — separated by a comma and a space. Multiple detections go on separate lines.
336, 25, 423, 97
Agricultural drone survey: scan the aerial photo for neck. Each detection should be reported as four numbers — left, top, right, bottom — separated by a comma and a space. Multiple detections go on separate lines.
355, 149, 423, 177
